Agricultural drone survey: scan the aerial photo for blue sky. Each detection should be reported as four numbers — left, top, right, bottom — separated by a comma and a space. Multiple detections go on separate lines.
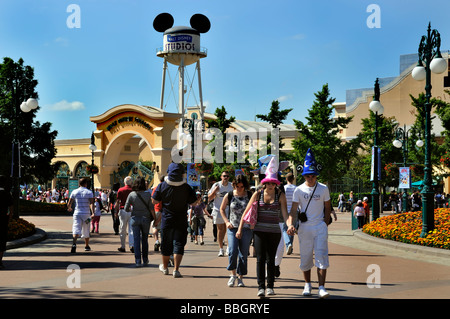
1, 0, 450, 140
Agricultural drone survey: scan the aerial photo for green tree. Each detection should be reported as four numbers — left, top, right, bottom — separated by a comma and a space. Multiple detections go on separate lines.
204, 106, 236, 180
205, 105, 235, 133
0, 57, 58, 216
289, 84, 353, 185
357, 110, 400, 188
256, 100, 293, 160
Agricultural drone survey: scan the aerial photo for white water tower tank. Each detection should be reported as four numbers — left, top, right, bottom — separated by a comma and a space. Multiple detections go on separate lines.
155, 13, 210, 66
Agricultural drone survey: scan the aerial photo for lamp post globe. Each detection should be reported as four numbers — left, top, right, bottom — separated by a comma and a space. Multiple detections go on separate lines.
412, 64, 426, 81
430, 55, 447, 74
26, 98, 39, 110
20, 101, 31, 112
393, 139, 402, 149
416, 139, 424, 148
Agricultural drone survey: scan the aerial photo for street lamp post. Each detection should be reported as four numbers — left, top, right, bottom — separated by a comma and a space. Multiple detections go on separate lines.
393, 125, 424, 212
369, 78, 384, 221
89, 132, 97, 194
411, 23, 447, 237
182, 112, 199, 164
11, 98, 39, 219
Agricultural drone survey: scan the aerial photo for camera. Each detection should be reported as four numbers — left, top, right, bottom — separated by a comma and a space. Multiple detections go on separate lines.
298, 212, 307, 223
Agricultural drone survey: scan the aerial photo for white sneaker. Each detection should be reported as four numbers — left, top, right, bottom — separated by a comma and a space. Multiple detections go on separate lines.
266, 288, 275, 296
159, 264, 168, 275
302, 283, 312, 296
318, 286, 329, 299
237, 278, 245, 287
286, 244, 293, 255
173, 270, 183, 278
218, 248, 224, 257
257, 289, 265, 297
227, 275, 237, 287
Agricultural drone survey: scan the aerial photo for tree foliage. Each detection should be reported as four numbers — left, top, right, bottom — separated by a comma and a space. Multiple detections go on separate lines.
256, 100, 292, 160
289, 84, 354, 185
204, 105, 236, 180
356, 109, 400, 188
0, 57, 58, 184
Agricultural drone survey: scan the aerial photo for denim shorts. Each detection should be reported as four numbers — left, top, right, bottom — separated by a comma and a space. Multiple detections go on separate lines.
160, 227, 187, 256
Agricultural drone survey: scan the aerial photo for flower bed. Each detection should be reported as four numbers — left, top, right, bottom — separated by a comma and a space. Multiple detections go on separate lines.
7, 218, 36, 241
362, 208, 450, 249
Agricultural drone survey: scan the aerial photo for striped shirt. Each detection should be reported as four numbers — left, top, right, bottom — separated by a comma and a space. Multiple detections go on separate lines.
70, 187, 93, 215
253, 190, 282, 233
284, 184, 296, 212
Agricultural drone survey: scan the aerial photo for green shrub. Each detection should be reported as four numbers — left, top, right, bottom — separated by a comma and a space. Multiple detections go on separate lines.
19, 199, 68, 215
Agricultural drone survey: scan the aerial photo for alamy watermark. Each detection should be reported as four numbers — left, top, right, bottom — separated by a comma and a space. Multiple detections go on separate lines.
66, 4, 81, 29
66, 264, 81, 288
366, 4, 381, 29
366, 264, 381, 288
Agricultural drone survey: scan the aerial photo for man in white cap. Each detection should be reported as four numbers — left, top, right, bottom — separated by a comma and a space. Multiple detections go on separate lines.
287, 148, 331, 298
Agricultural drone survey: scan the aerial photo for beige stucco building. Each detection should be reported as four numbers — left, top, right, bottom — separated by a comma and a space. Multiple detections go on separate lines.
333, 53, 450, 192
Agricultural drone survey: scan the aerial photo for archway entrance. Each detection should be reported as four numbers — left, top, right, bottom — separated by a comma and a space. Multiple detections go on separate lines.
89, 104, 180, 188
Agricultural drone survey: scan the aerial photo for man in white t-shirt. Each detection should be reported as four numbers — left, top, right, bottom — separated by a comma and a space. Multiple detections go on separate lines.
287, 149, 331, 299
67, 177, 95, 253
208, 171, 233, 257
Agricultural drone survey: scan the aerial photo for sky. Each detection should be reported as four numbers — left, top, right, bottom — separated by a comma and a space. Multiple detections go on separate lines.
1, 0, 450, 140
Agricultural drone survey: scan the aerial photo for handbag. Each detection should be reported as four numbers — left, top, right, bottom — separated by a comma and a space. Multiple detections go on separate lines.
136, 192, 154, 223
298, 182, 318, 223
243, 194, 259, 227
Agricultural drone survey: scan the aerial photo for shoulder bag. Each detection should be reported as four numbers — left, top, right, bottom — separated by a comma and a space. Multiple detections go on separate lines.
242, 191, 260, 227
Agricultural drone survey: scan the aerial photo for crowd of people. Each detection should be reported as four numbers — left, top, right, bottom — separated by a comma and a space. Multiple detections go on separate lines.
2, 149, 334, 298
21, 185, 112, 208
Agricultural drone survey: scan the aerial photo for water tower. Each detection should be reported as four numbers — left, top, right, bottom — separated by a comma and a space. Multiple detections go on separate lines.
153, 13, 210, 120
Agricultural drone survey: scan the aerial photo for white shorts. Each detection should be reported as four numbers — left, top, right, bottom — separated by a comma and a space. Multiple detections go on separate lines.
212, 208, 225, 225
72, 214, 91, 238
298, 221, 329, 271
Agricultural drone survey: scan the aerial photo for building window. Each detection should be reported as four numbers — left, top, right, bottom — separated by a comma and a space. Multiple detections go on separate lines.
444, 63, 450, 87
124, 145, 131, 152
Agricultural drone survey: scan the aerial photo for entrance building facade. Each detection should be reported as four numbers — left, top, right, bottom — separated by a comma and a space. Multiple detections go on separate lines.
53, 104, 181, 189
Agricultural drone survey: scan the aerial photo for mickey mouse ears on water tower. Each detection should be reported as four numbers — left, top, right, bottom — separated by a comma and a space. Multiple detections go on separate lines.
153, 13, 211, 33
153, 13, 174, 32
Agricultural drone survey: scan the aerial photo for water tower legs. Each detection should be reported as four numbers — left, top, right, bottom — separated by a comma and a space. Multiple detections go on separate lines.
197, 60, 204, 119
178, 57, 185, 115
160, 59, 167, 109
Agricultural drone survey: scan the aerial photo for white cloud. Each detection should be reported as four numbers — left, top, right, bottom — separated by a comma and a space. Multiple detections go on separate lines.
291, 34, 306, 41
54, 37, 69, 47
276, 95, 293, 102
48, 100, 85, 111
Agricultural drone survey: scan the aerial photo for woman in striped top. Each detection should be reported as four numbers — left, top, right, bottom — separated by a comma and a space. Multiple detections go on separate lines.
239, 177, 289, 297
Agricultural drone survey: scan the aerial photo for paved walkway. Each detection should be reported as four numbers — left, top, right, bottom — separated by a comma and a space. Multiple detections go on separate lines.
1, 210, 449, 302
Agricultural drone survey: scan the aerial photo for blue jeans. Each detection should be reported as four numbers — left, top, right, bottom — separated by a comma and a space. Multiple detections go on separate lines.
130, 216, 151, 264
227, 227, 253, 276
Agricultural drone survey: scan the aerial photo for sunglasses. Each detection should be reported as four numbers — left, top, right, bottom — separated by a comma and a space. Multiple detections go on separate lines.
222, 175, 229, 178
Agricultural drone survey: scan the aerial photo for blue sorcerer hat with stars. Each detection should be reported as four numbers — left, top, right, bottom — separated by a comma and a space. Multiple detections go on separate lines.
301, 148, 320, 176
